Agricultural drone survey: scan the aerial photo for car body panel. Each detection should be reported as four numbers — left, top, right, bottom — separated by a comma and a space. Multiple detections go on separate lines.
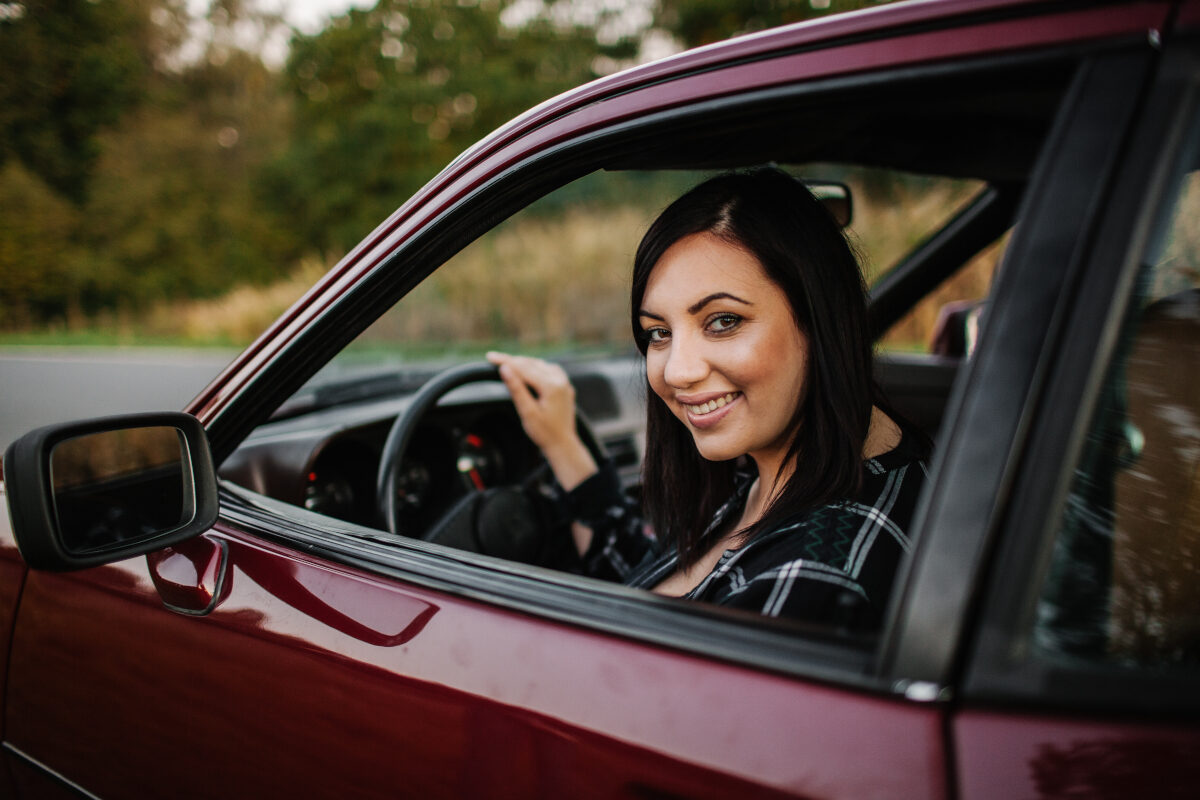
0, 490, 26, 739
954, 710, 1200, 798
5, 521, 947, 799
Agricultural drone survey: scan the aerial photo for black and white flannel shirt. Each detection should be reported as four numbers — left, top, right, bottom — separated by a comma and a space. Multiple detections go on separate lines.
566, 430, 929, 628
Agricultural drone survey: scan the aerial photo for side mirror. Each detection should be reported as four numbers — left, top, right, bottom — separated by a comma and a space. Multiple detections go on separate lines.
806, 181, 853, 228
3, 413, 218, 571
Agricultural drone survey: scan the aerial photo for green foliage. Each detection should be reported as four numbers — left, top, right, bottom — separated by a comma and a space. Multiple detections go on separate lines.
0, 0, 186, 202
77, 56, 296, 314
656, 0, 890, 48
0, 0, 907, 336
263, 0, 635, 255
0, 161, 84, 327
1, 0, 296, 326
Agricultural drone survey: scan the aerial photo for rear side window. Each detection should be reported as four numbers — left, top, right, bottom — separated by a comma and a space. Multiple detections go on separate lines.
1035, 134, 1200, 670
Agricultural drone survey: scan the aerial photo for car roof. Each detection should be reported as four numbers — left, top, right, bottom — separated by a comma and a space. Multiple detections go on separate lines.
451, 0, 1145, 175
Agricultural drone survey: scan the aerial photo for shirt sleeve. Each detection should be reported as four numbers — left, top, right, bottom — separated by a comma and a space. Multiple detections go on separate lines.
563, 462, 659, 582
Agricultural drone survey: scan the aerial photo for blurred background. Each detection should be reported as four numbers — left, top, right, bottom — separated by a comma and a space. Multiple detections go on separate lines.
2, 0, 1000, 444
0, 0, 927, 348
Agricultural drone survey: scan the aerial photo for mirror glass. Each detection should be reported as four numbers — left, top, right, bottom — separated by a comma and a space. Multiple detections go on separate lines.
51, 426, 190, 554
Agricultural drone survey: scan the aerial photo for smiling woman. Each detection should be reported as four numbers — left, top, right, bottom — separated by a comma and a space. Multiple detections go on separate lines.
491, 168, 930, 628
639, 233, 811, 469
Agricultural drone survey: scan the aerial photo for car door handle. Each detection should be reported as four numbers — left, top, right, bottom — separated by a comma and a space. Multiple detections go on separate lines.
147, 534, 229, 616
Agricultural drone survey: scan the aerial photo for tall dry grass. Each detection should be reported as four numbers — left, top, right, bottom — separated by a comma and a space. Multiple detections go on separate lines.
850, 179, 1005, 351
356, 205, 653, 351
142, 257, 329, 344
142, 178, 1000, 352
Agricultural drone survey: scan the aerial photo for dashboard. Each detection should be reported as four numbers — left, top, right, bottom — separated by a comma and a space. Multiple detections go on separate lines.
218, 359, 647, 540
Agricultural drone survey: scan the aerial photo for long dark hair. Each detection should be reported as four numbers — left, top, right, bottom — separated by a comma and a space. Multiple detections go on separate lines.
631, 167, 877, 565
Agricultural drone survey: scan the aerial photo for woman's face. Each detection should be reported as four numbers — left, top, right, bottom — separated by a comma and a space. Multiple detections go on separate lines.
639, 232, 809, 475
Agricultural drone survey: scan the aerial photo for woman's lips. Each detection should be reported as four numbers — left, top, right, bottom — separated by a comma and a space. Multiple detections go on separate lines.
683, 391, 741, 429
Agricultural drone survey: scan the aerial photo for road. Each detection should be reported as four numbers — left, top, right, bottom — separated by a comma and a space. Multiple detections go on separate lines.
0, 347, 239, 451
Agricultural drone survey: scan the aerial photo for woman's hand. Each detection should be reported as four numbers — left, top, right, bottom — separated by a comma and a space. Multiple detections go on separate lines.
486, 352, 598, 491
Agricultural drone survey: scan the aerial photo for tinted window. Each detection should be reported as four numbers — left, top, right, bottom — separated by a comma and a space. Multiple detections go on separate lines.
1036, 137, 1200, 670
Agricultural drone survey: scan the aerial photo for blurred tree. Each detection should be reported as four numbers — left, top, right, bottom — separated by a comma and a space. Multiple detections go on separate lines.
76, 52, 295, 316
0, 0, 902, 334
655, 0, 890, 47
0, 0, 188, 203
264, 0, 635, 256
0, 0, 296, 329
0, 161, 83, 327
72, 0, 297, 317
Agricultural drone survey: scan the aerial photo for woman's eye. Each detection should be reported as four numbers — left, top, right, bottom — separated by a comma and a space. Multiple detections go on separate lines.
708, 314, 741, 333
644, 327, 670, 344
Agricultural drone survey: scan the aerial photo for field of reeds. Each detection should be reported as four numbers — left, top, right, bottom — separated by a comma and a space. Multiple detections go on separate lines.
354, 175, 1003, 356
6, 175, 1004, 355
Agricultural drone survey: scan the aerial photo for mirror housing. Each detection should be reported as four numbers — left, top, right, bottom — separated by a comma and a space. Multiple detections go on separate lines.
806, 180, 853, 228
3, 412, 218, 571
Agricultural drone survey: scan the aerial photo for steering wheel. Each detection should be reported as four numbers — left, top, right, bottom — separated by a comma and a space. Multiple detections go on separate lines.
375, 362, 602, 568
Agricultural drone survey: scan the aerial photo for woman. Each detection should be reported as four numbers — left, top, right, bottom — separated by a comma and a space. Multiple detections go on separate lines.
488, 167, 929, 628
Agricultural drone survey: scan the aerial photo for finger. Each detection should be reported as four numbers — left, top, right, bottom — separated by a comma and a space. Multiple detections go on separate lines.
494, 356, 541, 395
509, 357, 568, 393
497, 363, 541, 415
494, 359, 562, 400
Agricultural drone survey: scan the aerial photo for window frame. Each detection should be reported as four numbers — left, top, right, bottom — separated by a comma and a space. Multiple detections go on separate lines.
960, 42, 1200, 715
203, 44, 1143, 694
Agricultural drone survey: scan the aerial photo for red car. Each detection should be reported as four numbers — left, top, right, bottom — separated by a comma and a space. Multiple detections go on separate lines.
4, 0, 1200, 796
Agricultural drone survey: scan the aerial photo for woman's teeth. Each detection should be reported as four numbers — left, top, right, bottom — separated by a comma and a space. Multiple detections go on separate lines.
687, 392, 739, 415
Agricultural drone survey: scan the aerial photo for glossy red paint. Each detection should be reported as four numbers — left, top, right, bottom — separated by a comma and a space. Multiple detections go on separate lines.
147, 535, 230, 614
5, 521, 947, 799
0, 489, 27, 741
1177, 0, 1200, 28
187, 0, 1172, 429
954, 709, 1200, 799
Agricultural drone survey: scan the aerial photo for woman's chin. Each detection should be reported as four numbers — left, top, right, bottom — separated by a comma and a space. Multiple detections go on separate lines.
690, 437, 742, 463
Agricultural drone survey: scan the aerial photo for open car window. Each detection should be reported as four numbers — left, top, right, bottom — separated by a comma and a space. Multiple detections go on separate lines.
226, 165, 993, 519
220, 165, 1012, 621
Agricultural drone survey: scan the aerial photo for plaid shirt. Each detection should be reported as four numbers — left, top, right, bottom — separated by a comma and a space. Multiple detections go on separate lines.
568, 431, 929, 628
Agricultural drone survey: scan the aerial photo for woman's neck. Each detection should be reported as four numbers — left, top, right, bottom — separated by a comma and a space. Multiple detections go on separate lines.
743, 455, 792, 531
863, 406, 902, 459
745, 405, 902, 528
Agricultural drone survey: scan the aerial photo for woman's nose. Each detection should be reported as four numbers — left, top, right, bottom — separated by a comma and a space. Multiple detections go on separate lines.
662, 335, 709, 388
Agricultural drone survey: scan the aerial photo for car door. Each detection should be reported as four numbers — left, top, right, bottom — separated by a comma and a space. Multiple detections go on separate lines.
0, 4, 1179, 799
0, 480, 25, 799
947, 15, 1200, 799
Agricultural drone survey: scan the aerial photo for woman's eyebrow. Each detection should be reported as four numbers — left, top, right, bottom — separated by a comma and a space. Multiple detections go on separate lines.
639, 292, 753, 321
687, 292, 752, 314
